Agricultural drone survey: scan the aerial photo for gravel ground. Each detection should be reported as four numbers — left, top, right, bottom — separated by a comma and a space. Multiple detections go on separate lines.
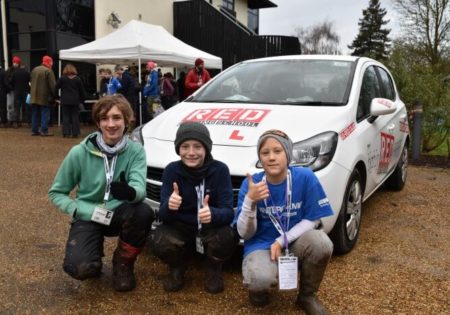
0, 125, 449, 315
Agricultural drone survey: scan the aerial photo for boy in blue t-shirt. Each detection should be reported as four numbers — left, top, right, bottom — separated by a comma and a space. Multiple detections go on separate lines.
235, 129, 334, 314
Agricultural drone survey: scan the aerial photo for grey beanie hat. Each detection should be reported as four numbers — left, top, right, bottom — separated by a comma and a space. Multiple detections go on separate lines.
257, 129, 293, 165
175, 121, 212, 155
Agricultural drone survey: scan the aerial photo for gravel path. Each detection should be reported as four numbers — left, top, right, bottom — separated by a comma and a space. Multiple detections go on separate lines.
0, 126, 448, 314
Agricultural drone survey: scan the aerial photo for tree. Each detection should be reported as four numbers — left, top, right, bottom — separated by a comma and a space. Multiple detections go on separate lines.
348, 0, 391, 60
295, 21, 341, 54
392, 0, 450, 66
387, 40, 450, 153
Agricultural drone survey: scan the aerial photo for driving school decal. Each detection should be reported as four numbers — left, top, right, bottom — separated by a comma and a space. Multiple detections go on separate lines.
182, 108, 271, 127
378, 132, 395, 173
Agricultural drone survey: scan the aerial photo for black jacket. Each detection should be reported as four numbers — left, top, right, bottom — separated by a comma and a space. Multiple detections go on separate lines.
11, 67, 30, 93
55, 75, 85, 106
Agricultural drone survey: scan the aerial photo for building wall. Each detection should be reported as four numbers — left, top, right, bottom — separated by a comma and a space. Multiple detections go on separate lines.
95, 0, 174, 38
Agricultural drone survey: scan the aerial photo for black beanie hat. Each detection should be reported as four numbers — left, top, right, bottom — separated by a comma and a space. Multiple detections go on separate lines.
175, 122, 212, 155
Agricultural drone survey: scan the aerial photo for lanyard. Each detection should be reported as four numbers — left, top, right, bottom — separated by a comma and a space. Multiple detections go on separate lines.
263, 169, 292, 254
195, 179, 205, 231
102, 154, 117, 202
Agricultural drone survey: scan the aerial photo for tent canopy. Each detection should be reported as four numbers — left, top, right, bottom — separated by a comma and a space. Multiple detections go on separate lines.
59, 20, 222, 69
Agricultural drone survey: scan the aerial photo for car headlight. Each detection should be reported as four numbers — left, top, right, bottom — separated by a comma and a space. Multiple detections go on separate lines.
256, 131, 338, 171
129, 125, 144, 145
292, 131, 338, 171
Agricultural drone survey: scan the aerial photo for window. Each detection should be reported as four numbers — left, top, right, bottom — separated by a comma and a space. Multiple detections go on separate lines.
222, 0, 235, 11
248, 9, 259, 34
357, 66, 381, 121
376, 67, 396, 101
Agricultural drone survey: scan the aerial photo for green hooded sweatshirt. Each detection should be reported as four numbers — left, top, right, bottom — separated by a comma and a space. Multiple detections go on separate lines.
48, 133, 147, 222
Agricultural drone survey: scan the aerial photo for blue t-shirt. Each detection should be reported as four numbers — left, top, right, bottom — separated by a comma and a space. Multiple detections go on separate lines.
235, 166, 333, 257
106, 77, 122, 95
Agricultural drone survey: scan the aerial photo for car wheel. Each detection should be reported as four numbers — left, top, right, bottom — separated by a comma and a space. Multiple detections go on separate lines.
384, 144, 408, 191
329, 169, 363, 255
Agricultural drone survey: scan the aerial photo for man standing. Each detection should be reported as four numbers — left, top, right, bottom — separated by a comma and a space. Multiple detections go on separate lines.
184, 58, 211, 98
143, 61, 160, 120
30, 55, 56, 136
10, 56, 30, 127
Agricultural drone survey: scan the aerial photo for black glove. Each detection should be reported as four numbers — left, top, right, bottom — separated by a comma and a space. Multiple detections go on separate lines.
110, 171, 136, 201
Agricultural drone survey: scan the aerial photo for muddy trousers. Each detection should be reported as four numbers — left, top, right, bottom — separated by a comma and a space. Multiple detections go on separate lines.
242, 229, 333, 291
149, 221, 238, 267
63, 202, 154, 280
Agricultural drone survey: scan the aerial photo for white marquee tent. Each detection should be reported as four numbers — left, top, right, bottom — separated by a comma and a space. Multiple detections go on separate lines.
58, 20, 222, 124
59, 19, 222, 69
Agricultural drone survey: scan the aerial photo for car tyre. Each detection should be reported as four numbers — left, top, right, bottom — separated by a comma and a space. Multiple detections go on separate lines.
384, 144, 408, 191
329, 169, 363, 255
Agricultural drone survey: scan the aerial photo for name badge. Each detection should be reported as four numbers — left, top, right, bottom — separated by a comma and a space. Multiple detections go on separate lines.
278, 255, 298, 290
195, 236, 204, 254
91, 206, 113, 226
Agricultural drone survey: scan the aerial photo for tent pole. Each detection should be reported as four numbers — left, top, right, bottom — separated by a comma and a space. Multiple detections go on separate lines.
138, 58, 142, 125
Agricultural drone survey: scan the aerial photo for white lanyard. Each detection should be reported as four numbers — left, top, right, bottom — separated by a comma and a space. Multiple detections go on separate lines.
102, 154, 117, 202
263, 169, 292, 252
195, 179, 205, 231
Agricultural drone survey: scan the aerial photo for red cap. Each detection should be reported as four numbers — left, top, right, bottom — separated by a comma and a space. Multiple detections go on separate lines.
12, 56, 21, 64
42, 55, 53, 65
195, 58, 204, 67
147, 61, 157, 70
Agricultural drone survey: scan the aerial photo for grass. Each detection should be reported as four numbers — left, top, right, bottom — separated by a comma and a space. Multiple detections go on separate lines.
427, 136, 450, 157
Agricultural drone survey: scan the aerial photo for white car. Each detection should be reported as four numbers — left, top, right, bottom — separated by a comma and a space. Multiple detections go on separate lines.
131, 55, 409, 254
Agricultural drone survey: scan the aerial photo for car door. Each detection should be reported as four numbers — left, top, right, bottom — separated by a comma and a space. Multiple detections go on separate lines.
354, 65, 396, 195
375, 66, 405, 173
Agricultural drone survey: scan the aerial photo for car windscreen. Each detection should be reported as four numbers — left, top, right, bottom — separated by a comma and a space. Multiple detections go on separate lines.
191, 59, 354, 105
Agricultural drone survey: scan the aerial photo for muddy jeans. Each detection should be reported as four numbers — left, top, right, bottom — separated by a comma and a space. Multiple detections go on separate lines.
242, 229, 333, 291
63, 202, 153, 280
149, 221, 239, 267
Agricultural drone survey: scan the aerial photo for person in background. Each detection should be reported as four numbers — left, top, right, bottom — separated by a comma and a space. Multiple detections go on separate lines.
98, 68, 108, 97
9, 56, 30, 128
235, 129, 334, 314
149, 122, 238, 294
48, 95, 154, 292
184, 58, 211, 98
106, 68, 122, 96
176, 71, 186, 102
115, 65, 138, 123
143, 61, 160, 120
161, 72, 177, 110
30, 55, 56, 136
0, 65, 7, 128
55, 63, 85, 138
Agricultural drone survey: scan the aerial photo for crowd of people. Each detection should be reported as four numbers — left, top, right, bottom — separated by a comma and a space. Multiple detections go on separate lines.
0, 56, 211, 136
47, 92, 334, 314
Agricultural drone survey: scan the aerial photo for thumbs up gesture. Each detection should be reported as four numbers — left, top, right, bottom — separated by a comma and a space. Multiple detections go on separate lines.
198, 195, 211, 224
246, 173, 269, 202
168, 182, 182, 211
110, 171, 136, 201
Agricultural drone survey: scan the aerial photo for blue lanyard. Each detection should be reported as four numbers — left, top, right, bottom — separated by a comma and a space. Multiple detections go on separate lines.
263, 170, 292, 254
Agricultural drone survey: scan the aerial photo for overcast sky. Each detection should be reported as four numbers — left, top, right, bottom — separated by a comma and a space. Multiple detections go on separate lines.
259, 0, 400, 54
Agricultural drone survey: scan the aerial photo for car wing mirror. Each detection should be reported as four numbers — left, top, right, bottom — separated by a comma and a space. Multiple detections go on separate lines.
368, 98, 397, 123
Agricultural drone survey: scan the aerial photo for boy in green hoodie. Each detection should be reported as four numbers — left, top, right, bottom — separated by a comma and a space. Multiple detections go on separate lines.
49, 95, 153, 292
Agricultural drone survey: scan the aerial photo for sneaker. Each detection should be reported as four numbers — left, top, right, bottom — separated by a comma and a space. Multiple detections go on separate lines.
40, 132, 54, 137
31, 132, 40, 136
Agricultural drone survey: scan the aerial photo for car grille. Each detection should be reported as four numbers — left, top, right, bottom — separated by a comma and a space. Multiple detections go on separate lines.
146, 166, 245, 207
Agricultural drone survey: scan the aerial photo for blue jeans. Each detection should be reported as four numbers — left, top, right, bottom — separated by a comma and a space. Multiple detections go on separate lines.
31, 104, 50, 134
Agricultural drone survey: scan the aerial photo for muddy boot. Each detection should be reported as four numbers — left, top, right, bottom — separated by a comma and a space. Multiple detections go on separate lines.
112, 239, 142, 292
204, 258, 224, 294
163, 263, 187, 292
296, 260, 330, 315
248, 290, 270, 307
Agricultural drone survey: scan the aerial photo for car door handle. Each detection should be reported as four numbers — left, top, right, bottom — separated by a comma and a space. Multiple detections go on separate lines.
388, 123, 395, 132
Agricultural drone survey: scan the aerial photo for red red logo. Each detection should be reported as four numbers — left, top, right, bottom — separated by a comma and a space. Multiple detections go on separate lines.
379, 132, 395, 173
339, 122, 356, 140
182, 108, 270, 127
